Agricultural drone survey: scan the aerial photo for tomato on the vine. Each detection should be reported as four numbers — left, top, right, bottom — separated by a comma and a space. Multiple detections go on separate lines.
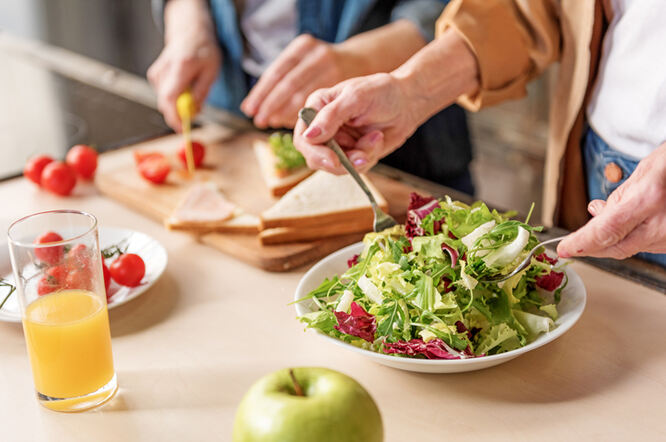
109, 253, 145, 287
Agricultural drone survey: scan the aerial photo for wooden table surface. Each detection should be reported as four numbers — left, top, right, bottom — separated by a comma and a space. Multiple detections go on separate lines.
0, 171, 664, 442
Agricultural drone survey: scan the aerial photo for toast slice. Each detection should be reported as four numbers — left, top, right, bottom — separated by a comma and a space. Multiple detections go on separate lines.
165, 183, 260, 234
259, 220, 367, 245
260, 170, 388, 232
253, 139, 313, 197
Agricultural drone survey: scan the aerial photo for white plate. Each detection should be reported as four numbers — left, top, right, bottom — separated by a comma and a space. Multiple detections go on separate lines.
0, 227, 167, 323
295, 242, 586, 373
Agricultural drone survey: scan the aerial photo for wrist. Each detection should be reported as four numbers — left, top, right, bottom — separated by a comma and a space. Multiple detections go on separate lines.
165, 0, 215, 43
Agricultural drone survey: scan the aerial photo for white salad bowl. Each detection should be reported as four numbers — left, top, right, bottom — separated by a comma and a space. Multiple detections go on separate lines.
294, 242, 586, 373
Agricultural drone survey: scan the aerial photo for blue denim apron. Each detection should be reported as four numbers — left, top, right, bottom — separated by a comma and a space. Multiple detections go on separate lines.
583, 127, 666, 266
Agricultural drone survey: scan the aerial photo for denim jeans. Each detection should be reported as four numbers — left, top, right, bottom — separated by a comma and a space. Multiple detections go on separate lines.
583, 127, 666, 266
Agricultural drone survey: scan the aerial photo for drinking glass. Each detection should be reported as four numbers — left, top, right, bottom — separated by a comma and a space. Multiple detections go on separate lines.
8, 210, 117, 412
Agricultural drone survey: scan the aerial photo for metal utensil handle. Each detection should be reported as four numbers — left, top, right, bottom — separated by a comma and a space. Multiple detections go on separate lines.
298, 107, 381, 211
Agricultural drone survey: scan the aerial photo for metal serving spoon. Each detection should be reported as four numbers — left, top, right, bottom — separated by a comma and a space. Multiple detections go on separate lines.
479, 235, 568, 283
298, 107, 398, 232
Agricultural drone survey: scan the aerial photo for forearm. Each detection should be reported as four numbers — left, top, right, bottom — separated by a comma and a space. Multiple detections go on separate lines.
392, 28, 479, 126
335, 19, 427, 78
164, 0, 215, 43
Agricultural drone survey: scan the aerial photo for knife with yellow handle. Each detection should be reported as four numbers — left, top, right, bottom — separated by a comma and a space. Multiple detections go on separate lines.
176, 90, 197, 176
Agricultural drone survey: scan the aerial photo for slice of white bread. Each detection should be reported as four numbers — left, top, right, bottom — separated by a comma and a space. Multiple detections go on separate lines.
259, 220, 366, 245
253, 140, 313, 197
165, 183, 260, 234
260, 170, 388, 233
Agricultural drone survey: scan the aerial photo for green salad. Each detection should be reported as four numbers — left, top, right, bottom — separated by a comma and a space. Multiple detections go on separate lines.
297, 194, 567, 360
269, 132, 307, 172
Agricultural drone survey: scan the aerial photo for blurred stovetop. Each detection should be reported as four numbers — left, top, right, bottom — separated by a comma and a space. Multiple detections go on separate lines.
0, 50, 170, 181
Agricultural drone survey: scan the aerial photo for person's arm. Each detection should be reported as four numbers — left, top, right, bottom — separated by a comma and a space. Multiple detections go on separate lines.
241, 19, 428, 129
147, 0, 221, 131
292, 28, 478, 174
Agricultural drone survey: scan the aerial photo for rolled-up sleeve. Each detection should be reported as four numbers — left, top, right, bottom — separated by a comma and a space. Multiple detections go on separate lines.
436, 0, 561, 110
391, 0, 449, 42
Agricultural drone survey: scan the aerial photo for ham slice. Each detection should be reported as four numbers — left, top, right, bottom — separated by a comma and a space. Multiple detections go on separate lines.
167, 183, 236, 228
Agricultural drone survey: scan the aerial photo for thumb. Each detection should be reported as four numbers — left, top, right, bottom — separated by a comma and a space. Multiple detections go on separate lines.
303, 90, 360, 144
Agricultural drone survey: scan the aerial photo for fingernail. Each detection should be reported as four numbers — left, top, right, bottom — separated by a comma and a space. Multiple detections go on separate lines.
321, 158, 334, 168
576, 249, 583, 254
305, 126, 321, 138
370, 131, 383, 143
353, 157, 368, 166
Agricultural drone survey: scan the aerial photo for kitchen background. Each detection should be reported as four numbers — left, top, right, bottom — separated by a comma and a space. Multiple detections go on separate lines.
0, 0, 554, 221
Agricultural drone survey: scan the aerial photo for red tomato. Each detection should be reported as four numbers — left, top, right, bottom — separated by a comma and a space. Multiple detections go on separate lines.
34, 231, 64, 265
137, 155, 170, 184
46, 265, 67, 284
66, 145, 98, 179
37, 275, 60, 296
177, 141, 205, 168
65, 244, 89, 270
109, 253, 145, 287
24, 155, 54, 185
102, 259, 111, 298
41, 162, 77, 196
64, 268, 92, 291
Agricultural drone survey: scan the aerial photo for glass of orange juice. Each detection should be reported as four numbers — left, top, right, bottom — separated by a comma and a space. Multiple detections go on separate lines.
8, 210, 117, 412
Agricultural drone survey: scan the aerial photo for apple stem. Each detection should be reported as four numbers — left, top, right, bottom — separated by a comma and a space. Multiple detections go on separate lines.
289, 369, 305, 397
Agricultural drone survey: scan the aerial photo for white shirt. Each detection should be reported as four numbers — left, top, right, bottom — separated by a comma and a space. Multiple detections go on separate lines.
239, 0, 298, 78
586, 0, 666, 159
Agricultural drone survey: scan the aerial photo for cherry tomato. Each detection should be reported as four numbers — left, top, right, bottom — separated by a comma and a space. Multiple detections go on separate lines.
64, 268, 92, 291
109, 253, 145, 287
65, 244, 90, 271
102, 259, 111, 299
37, 275, 60, 296
137, 155, 170, 184
24, 155, 54, 186
66, 145, 98, 179
41, 162, 77, 196
177, 141, 205, 168
46, 265, 67, 284
34, 231, 64, 265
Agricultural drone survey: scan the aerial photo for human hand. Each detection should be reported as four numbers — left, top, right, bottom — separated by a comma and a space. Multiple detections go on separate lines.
147, 0, 221, 131
292, 73, 422, 174
241, 34, 363, 129
558, 142, 666, 259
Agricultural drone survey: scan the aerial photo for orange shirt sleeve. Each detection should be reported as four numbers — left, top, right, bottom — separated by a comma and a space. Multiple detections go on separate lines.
437, 0, 561, 110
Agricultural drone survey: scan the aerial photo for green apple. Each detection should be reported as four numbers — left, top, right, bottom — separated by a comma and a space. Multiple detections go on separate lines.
233, 367, 383, 442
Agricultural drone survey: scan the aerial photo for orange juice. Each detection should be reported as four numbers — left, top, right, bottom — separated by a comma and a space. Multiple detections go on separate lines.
22, 290, 115, 399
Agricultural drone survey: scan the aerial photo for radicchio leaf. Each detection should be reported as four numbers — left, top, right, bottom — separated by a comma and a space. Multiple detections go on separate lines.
334, 302, 376, 342
383, 338, 465, 360
536, 253, 558, 266
405, 193, 439, 240
455, 320, 472, 339
442, 244, 459, 268
536, 271, 565, 291
347, 254, 359, 268
408, 192, 436, 211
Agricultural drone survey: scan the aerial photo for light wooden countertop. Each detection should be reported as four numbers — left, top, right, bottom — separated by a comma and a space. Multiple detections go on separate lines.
0, 173, 665, 442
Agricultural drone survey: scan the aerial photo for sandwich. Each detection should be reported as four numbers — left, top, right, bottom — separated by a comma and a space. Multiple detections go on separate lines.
259, 170, 388, 245
253, 133, 313, 197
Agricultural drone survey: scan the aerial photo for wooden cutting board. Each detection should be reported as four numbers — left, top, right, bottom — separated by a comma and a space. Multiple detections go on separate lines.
96, 125, 417, 271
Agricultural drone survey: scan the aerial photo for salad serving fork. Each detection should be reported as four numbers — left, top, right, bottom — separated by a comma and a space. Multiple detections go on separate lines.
479, 235, 568, 283
298, 107, 398, 232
